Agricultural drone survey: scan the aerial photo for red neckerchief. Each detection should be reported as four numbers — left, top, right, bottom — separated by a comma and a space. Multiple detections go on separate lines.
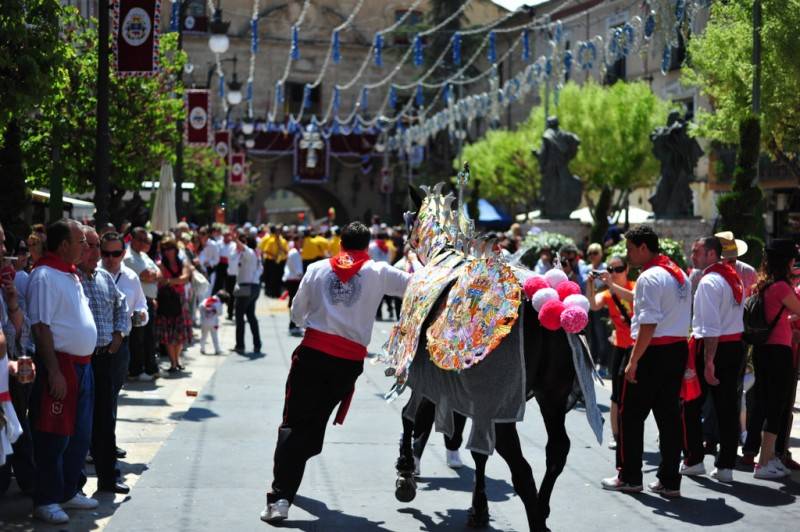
329, 249, 370, 284
34, 252, 77, 275
642, 254, 685, 286
375, 239, 389, 253
704, 262, 744, 304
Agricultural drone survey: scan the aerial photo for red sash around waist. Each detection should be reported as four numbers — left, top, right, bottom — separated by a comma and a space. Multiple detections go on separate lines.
301, 328, 368, 361
649, 336, 688, 346
0, 391, 10, 402
35, 351, 90, 436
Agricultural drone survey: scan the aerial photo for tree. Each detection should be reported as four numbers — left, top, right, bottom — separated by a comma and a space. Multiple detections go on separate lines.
184, 146, 226, 224
21, 8, 186, 194
683, 0, 800, 176
461, 81, 670, 241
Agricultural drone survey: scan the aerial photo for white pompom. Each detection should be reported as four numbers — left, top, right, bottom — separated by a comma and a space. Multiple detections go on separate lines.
544, 268, 568, 288
563, 294, 590, 313
532, 287, 559, 312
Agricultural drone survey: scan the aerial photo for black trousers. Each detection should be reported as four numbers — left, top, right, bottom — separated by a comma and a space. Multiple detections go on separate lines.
91, 349, 117, 485
752, 345, 794, 434
225, 274, 236, 318
129, 298, 158, 375
617, 341, 687, 489
235, 284, 261, 351
212, 262, 228, 294
412, 398, 467, 453
285, 280, 301, 329
681, 340, 745, 470
268, 346, 363, 504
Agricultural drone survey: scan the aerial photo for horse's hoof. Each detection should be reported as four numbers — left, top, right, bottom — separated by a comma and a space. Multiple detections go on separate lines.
467, 506, 490, 528
395, 474, 417, 503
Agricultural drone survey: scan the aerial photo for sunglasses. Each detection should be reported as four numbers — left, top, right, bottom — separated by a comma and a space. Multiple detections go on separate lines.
101, 249, 124, 258
609, 265, 626, 274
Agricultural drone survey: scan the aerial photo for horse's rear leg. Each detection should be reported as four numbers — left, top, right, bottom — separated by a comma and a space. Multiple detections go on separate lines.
495, 423, 546, 532
535, 398, 570, 528
468, 451, 490, 528
395, 413, 417, 502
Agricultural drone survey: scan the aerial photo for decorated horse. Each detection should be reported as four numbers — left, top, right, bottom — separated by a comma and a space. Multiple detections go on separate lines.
381, 176, 603, 531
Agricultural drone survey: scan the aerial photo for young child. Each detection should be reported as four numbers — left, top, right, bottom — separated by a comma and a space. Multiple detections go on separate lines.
200, 293, 223, 355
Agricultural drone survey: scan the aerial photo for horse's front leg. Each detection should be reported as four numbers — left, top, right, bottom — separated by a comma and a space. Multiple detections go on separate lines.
467, 451, 490, 528
494, 423, 546, 532
395, 411, 417, 502
534, 397, 570, 530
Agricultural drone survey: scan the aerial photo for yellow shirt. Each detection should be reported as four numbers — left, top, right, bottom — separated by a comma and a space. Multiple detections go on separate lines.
301, 237, 328, 261
259, 235, 288, 262
328, 235, 341, 256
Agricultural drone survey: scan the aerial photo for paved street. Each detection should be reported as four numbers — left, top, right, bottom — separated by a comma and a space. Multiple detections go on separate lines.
2, 297, 800, 531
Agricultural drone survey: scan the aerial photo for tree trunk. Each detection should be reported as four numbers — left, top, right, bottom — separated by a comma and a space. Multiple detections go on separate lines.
50, 124, 64, 222
94, 0, 111, 227
589, 186, 612, 245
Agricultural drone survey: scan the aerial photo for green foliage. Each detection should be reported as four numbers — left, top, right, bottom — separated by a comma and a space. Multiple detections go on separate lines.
185, 146, 226, 224
518, 232, 575, 270
606, 236, 689, 273
461, 81, 670, 238
683, 0, 800, 164
0, 0, 64, 138
21, 8, 186, 193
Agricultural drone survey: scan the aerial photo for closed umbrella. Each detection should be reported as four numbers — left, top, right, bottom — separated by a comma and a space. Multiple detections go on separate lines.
150, 162, 177, 232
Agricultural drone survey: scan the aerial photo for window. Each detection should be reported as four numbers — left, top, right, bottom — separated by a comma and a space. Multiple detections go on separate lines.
285, 82, 321, 119
393, 10, 423, 45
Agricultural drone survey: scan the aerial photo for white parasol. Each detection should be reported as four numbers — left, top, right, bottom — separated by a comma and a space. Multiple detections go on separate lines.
150, 161, 178, 232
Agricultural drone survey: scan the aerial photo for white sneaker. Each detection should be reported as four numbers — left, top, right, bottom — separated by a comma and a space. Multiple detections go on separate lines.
33, 504, 69, 524
648, 480, 681, 498
771, 458, 791, 475
260, 499, 290, 523
679, 461, 706, 476
608, 438, 617, 450
61, 492, 99, 510
710, 468, 734, 482
413, 455, 421, 477
137, 372, 154, 382
600, 475, 642, 492
754, 460, 789, 480
446, 449, 464, 469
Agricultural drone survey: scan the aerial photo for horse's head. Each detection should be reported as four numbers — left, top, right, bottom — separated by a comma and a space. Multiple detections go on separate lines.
406, 183, 459, 265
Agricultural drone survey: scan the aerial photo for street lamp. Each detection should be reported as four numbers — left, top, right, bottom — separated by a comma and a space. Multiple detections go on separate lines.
226, 55, 242, 106
242, 118, 255, 135
208, 8, 230, 54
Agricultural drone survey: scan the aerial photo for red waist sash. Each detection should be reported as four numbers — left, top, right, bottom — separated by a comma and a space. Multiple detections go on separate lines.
35, 351, 90, 436
301, 328, 368, 361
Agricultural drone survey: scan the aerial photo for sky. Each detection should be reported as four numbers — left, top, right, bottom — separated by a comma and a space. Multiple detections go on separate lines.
491, 0, 549, 10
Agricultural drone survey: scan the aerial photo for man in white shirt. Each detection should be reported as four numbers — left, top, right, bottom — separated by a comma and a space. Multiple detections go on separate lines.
198, 227, 221, 292
680, 236, 746, 483
261, 222, 410, 523
602, 225, 691, 498
124, 228, 161, 380
283, 234, 305, 336
100, 231, 147, 409
232, 233, 261, 354
27, 220, 99, 524
220, 231, 238, 319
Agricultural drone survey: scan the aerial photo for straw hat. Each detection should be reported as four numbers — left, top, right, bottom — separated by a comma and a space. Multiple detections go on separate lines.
714, 231, 748, 260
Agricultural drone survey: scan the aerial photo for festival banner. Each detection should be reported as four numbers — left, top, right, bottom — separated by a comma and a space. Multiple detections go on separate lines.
185, 90, 211, 146
214, 130, 231, 166
229, 153, 246, 186
113, 0, 161, 76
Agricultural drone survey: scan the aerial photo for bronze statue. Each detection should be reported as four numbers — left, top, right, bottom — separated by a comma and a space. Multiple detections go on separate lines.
649, 111, 703, 218
533, 117, 582, 219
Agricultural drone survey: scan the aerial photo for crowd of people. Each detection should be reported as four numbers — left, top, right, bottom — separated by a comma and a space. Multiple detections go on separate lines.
1, 215, 798, 524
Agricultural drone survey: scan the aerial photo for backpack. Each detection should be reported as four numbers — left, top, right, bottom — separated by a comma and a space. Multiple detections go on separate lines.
742, 283, 785, 345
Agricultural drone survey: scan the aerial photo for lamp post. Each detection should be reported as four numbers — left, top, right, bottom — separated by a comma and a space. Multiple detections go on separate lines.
94, 0, 111, 226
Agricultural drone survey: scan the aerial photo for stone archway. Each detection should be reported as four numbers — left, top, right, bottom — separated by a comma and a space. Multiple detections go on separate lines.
287, 183, 350, 224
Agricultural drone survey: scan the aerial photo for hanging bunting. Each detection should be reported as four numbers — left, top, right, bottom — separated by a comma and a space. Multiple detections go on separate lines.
229, 152, 246, 186
251, 17, 259, 53
488, 31, 497, 64
303, 84, 312, 109
247, 80, 254, 103
444, 83, 452, 104
275, 81, 284, 104
415, 84, 424, 107
169, 0, 178, 32
214, 130, 231, 166
374, 33, 384, 67
413, 34, 423, 67
332, 30, 341, 64
112, 0, 161, 76
360, 87, 369, 110
218, 74, 225, 99
291, 25, 300, 60
452, 32, 462, 66
185, 89, 211, 146
522, 29, 530, 62
332, 87, 340, 114
389, 86, 398, 110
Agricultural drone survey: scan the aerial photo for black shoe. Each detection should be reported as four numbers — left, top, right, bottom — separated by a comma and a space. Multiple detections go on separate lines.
253, 345, 262, 353
98, 480, 130, 494
232, 346, 245, 354
116, 447, 127, 459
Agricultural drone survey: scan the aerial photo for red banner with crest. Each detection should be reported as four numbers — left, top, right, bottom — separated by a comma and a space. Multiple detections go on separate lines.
185, 90, 211, 146
214, 130, 231, 166
113, 0, 161, 76
229, 153, 246, 186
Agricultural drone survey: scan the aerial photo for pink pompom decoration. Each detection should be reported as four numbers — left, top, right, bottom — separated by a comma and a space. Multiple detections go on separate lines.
544, 268, 569, 288
539, 299, 566, 331
563, 294, 590, 313
531, 287, 558, 312
523, 275, 549, 299
556, 280, 581, 301
560, 306, 589, 333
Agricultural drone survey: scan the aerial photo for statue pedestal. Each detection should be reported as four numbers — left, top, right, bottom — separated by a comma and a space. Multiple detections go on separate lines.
522, 219, 592, 246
